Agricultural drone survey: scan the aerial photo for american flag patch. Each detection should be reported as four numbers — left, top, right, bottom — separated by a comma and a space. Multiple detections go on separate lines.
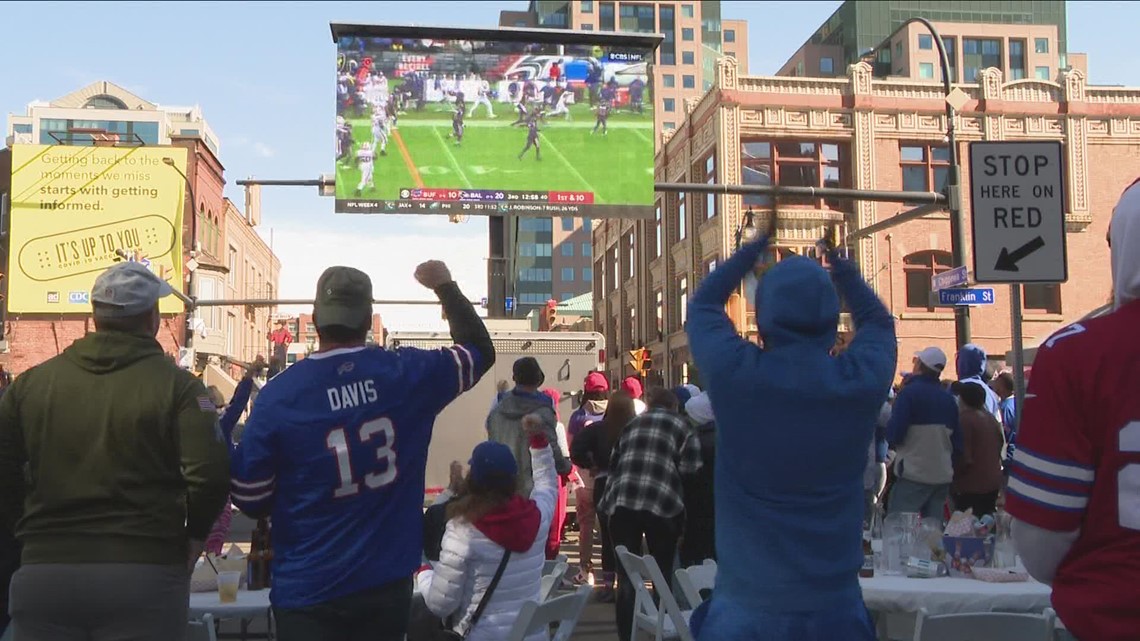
197, 396, 217, 412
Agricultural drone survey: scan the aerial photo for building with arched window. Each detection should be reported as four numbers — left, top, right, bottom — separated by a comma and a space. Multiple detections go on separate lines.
593, 56, 1140, 385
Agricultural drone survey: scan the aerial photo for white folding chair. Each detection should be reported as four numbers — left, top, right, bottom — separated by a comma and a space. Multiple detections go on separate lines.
615, 545, 694, 641
507, 585, 592, 641
913, 608, 1055, 641
674, 560, 717, 610
542, 555, 569, 576
186, 613, 218, 641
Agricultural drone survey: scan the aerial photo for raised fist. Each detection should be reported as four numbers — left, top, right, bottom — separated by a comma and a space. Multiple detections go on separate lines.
414, 260, 453, 290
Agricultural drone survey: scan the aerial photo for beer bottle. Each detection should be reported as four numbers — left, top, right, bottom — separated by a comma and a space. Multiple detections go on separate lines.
261, 518, 274, 588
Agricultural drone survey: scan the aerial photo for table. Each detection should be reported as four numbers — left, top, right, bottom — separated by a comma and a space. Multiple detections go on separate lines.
860, 576, 1052, 640
859, 575, 1052, 615
189, 589, 273, 640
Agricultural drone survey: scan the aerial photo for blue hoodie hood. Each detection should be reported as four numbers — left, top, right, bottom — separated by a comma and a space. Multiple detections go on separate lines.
756, 256, 839, 350
955, 343, 988, 380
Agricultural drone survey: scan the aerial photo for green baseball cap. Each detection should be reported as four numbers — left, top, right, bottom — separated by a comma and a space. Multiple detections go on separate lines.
314, 266, 373, 330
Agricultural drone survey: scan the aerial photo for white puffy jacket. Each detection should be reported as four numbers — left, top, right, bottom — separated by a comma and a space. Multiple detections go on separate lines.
418, 444, 557, 641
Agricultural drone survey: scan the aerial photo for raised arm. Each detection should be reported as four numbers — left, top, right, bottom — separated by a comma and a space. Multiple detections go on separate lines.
418, 260, 495, 379
830, 250, 897, 386
687, 236, 770, 379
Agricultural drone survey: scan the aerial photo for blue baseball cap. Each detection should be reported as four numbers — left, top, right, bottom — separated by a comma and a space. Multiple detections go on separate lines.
91, 262, 174, 317
469, 441, 517, 487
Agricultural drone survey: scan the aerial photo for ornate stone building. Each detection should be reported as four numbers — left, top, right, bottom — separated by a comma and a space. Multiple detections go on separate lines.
593, 57, 1140, 386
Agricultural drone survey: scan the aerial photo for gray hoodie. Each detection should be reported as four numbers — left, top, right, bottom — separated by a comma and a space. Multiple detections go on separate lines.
486, 390, 572, 495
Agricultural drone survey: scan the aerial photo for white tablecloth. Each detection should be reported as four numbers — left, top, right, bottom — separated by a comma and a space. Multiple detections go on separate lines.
860, 576, 1052, 615
189, 589, 272, 619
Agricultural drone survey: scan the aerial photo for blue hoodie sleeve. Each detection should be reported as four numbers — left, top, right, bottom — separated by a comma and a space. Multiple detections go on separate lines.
887, 387, 913, 448
687, 237, 769, 378
220, 377, 255, 444
830, 252, 897, 388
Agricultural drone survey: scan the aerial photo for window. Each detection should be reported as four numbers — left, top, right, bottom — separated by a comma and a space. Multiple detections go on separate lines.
520, 217, 553, 232
740, 140, 851, 209
918, 34, 933, 50
664, 121, 676, 130
703, 154, 717, 219
581, 23, 594, 30
561, 216, 575, 231
654, 290, 664, 339
653, 204, 662, 258
663, 74, 675, 88
583, 267, 593, 282
227, 246, 237, 287
581, 0, 593, 12
900, 144, 950, 193
942, 37, 958, 83
561, 267, 575, 282
904, 250, 953, 310
519, 243, 553, 257
724, 29, 735, 43
582, 243, 592, 257
963, 37, 1001, 83
1035, 38, 1049, 54
795, 61, 805, 77
678, 276, 689, 327
1035, 66, 1051, 81
705, 257, 718, 275
518, 268, 552, 282
1023, 284, 1061, 314
561, 243, 574, 257
681, 4, 694, 18
609, 248, 619, 291
678, 194, 687, 240
659, 5, 675, 65
682, 51, 695, 65
599, 2, 615, 30
1009, 39, 1027, 81
629, 307, 638, 349
895, 41, 903, 59
664, 98, 675, 112
820, 57, 834, 74
619, 3, 655, 33
226, 313, 236, 356
682, 27, 694, 41
626, 232, 635, 281
919, 63, 935, 79
682, 75, 695, 89
519, 292, 553, 305
583, 218, 593, 232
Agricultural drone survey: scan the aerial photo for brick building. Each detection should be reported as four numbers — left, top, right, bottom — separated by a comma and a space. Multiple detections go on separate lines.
276, 313, 385, 366
593, 58, 1140, 385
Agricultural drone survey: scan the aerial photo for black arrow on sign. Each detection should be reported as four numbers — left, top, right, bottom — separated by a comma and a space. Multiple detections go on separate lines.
994, 236, 1046, 272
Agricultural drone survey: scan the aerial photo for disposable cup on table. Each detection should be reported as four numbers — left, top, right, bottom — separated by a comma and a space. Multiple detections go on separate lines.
217, 571, 242, 603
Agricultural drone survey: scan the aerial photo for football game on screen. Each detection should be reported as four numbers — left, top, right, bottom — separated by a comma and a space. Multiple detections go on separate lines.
334, 33, 655, 218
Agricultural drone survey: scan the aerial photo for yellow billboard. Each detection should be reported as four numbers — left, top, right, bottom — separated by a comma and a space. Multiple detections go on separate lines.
8, 145, 187, 314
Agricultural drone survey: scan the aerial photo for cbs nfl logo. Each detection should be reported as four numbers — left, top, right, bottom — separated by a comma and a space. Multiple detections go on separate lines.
46, 292, 61, 304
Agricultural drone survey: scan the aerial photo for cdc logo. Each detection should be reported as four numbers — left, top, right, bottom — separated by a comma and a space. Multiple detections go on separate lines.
69, 291, 90, 304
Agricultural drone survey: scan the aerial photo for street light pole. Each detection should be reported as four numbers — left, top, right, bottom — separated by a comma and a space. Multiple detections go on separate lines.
906, 17, 972, 349
161, 157, 197, 351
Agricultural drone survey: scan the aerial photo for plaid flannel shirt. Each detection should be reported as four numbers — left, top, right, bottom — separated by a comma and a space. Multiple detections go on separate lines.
598, 408, 703, 519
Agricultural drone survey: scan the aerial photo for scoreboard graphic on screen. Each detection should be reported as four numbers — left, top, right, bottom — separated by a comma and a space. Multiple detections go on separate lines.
331, 23, 661, 219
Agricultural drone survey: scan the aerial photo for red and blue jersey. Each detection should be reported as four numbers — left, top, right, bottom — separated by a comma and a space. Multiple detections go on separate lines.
1005, 301, 1140, 641
230, 343, 485, 609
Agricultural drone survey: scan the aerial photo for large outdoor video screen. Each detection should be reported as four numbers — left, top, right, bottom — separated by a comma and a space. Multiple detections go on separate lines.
331, 23, 661, 218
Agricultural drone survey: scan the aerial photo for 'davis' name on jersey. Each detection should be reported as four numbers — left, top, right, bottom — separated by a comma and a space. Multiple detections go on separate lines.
327, 380, 379, 411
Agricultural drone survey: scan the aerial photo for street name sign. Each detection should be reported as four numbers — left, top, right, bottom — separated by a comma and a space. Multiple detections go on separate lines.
932, 265, 969, 292
935, 287, 996, 307
968, 141, 1067, 283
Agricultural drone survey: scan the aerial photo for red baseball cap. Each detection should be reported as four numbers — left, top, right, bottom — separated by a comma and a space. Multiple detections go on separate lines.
584, 371, 609, 393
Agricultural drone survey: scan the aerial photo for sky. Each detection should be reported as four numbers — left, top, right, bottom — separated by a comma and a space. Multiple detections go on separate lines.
2, 1, 1137, 331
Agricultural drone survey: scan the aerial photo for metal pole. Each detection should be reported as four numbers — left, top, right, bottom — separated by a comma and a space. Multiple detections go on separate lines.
235, 179, 333, 187
910, 17, 972, 349
1009, 284, 1027, 423
192, 298, 477, 307
845, 202, 947, 243
654, 182, 945, 205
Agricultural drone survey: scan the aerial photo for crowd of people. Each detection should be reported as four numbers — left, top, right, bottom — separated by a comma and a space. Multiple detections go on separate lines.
0, 178, 1136, 641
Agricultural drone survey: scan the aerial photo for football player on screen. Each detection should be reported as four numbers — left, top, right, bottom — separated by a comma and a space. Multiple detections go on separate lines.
335, 116, 353, 165
449, 108, 465, 147
547, 85, 572, 120
591, 100, 610, 136
355, 142, 375, 196
468, 79, 495, 118
371, 110, 389, 157
518, 116, 541, 161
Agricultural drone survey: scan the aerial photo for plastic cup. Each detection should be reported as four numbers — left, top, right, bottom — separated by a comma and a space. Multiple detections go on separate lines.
217, 571, 241, 603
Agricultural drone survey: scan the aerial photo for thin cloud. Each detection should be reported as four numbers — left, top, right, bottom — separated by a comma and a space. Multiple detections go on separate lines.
253, 142, 276, 158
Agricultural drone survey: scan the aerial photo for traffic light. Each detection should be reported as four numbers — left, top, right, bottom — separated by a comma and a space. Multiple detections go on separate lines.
628, 347, 652, 377
540, 299, 557, 331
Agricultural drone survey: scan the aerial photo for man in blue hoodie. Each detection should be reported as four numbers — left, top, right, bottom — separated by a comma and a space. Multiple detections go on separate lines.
685, 230, 896, 641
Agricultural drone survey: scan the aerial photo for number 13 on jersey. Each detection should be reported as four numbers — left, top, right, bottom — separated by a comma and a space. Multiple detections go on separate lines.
326, 417, 398, 498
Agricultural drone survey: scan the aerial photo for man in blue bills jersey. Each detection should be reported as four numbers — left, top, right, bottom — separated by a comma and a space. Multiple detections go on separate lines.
230, 261, 494, 641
